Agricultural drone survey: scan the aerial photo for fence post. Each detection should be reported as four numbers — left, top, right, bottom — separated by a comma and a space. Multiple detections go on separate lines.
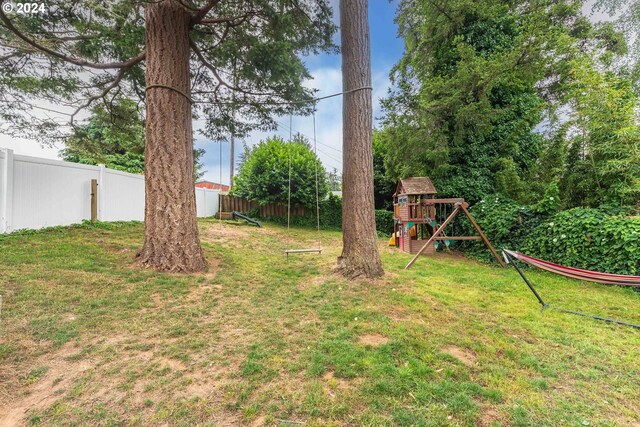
90, 179, 98, 221
1, 149, 14, 233
97, 164, 106, 221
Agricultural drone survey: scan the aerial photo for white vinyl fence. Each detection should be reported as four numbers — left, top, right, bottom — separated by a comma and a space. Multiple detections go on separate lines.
0, 148, 219, 233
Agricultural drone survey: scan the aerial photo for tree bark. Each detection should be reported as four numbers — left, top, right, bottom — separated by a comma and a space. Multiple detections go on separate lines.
337, 0, 384, 278
137, 0, 207, 273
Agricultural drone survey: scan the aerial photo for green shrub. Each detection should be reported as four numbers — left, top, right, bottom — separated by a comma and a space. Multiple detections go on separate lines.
522, 208, 640, 275
232, 136, 329, 208
375, 210, 394, 235
462, 196, 640, 274
460, 195, 547, 261
321, 193, 343, 229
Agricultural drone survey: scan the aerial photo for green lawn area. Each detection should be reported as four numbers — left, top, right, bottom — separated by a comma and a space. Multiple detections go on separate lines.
1, 220, 639, 426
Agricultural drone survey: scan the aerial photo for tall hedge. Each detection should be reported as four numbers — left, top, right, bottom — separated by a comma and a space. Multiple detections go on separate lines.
522, 209, 640, 275
462, 195, 640, 275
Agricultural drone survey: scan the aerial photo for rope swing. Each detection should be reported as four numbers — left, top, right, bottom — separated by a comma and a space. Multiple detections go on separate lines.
287, 114, 292, 232
215, 85, 371, 258
284, 109, 322, 258
313, 111, 320, 234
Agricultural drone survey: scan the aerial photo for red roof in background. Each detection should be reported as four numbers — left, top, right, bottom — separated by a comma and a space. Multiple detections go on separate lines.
195, 181, 229, 191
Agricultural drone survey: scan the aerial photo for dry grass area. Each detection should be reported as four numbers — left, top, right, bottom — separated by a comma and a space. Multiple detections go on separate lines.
1, 219, 639, 426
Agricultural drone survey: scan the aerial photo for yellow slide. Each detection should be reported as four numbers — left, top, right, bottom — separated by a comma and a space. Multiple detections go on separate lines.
390, 226, 416, 245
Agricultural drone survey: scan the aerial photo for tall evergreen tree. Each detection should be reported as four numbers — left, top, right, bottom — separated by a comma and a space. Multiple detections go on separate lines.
559, 57, 640, 207
337, 0, 383, 278
380, 0, 590, 204
0, 0, 335, 272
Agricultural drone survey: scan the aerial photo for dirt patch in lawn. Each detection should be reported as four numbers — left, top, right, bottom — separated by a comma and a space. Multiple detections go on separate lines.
203, 223, 251, 247
358, 333, 389, 347
478, 405, 503, 426
322, 370, 361, 396
297, 275, 328, 291
442, 345, 476, 367
202, 256, 220, 280
0, 341, 95, 426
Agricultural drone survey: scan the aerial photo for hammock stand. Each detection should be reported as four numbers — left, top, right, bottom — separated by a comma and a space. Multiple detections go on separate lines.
503, 249, 640, 287
502, 250, 640, 330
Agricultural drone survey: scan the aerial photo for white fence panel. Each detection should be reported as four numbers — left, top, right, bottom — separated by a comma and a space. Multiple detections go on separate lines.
0, 148, 220, 233
11, 154, 99, 232
195, 187, 219, 218
204, 189, 219, 217
101, 167, 145, 221
195, 187, 206, 217
0, 150, 5, 232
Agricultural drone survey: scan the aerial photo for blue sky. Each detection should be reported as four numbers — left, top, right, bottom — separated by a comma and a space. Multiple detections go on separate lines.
195, 0, 404, 185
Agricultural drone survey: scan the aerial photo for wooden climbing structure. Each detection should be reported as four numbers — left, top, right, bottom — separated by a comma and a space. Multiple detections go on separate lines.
391, 177, 505, 269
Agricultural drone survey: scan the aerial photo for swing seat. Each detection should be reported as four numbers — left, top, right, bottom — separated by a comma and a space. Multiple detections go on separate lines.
284, 248, 322, 258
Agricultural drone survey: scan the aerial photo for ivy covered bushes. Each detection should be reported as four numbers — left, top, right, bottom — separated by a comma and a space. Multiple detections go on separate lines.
463, 196, 545, 255
463, 196, 640, 275
522, 209, 640, 276
374, 210, 394, 235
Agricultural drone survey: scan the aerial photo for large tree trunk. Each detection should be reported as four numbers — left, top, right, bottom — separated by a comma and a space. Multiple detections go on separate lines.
337, 0, 384, 278
137, 1, 207, 273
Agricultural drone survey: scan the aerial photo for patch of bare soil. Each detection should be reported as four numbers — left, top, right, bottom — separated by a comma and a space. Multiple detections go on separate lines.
387, 305, 421, 323
441, 345, 476, 367
184, 258, 221, 304
297, 275, 327, 291
0, 341, 94, 426
250, 415, 267, 427
478, 406, 502, 427
321, 370, 361, 399
358, 333, 389, 347
203, 223, 251, 248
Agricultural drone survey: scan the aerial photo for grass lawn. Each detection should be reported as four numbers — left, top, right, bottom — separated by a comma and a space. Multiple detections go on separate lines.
1, 219, 639, 426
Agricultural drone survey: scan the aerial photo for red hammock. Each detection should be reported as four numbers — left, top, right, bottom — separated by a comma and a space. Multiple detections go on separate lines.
502, 249, 640, 287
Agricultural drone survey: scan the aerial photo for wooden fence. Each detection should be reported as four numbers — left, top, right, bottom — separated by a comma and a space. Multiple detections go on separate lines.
218, 194, 307, 217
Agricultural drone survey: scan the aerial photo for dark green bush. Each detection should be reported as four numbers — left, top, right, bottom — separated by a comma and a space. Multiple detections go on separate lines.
522, 208, 640, 275
321, 194, 343, 229
232, 136, 329, 208
460, 195, 547, 261
375, 210, 394, 235
461, 196, 640, 274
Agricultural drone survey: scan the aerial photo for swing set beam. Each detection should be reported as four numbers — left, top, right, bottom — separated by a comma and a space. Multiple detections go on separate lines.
404, 202, 506, 269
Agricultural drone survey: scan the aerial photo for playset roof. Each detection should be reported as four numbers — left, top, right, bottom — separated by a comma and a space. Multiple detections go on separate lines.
394, 177, 437, 196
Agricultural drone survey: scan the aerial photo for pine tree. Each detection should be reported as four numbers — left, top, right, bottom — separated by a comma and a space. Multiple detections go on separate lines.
0, 1, 335, 272
337, 0, 384, 278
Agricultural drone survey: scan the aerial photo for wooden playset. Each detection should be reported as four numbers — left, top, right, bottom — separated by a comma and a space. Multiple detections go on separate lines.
391, 177, 505, 269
